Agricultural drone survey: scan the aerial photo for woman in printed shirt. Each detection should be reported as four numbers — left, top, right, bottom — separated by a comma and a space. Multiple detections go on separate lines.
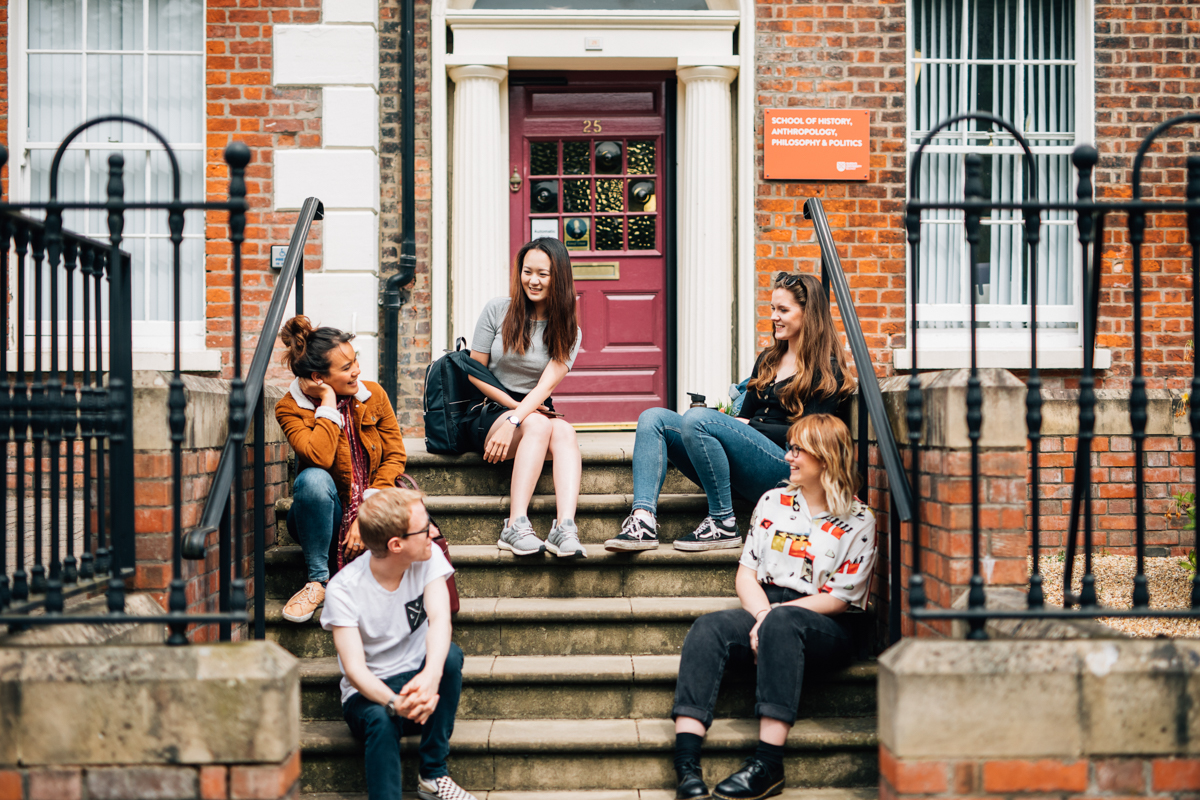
670, 414, 876, 800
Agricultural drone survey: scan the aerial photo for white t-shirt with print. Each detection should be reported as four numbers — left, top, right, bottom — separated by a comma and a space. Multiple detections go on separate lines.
738, 487, 877, 611
320, 547, 455, 703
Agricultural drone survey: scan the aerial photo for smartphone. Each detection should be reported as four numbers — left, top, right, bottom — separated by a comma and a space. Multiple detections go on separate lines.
538, 409, 565, 418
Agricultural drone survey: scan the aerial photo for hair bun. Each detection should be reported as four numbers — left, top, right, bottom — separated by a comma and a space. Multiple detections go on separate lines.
279, 315, 313, 370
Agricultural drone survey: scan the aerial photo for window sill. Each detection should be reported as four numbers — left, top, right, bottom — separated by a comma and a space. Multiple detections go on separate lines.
2, 349, 223, 373
892, 348, 1113, 371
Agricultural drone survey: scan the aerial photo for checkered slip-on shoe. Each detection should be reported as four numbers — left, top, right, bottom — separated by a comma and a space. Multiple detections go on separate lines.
416, 774, 479, 800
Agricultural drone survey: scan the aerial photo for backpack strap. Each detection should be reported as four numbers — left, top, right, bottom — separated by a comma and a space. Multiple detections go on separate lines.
449, 349, 509, 394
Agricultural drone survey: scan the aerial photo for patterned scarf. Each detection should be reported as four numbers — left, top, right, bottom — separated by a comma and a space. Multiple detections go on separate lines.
335, 394, 370, 570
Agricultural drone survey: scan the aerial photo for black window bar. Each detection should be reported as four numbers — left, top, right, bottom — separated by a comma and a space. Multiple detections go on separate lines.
0, 115, 254, 638
905, 112, 1200, 636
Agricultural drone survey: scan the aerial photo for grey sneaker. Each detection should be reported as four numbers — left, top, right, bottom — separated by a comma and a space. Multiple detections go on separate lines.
498, 515, 546, 556
417, 774, 479, 800
546, 518, 587, 559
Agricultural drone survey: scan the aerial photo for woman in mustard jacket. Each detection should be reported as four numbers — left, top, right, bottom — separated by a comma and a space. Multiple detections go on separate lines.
274, 315, 407, 622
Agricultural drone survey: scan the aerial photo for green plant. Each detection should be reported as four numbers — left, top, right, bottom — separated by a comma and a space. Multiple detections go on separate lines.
716, 399, 734, 415
1054, 550, 1066, 563
1170, 491, 1196, 574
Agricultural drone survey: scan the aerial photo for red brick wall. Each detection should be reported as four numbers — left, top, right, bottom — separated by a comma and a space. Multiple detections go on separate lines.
379, 0, 434, 436
206, 0, 324, 384
753, 0, 908, 379
1030, 433, 1195, 554
1088, 0, 1198, 391
0, 751, 301, 800
881, 746, 1200, 800
132, 443, 289, 644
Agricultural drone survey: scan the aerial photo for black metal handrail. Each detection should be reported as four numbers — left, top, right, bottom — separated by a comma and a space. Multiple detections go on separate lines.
0, 116, 252, 640
903, 112, 1200, 635
181, 196, 323, 642
804, 198, 914, 645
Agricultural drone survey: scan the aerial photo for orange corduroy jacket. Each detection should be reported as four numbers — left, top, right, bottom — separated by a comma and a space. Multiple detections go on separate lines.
274, 378, 407, 505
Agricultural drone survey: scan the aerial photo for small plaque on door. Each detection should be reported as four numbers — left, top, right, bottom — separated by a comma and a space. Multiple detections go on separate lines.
572, 261, 619, 281
564, 217, 590, 250
531, 219, 558, 240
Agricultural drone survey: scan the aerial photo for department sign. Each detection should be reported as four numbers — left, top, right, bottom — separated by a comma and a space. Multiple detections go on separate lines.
763, 109, 870, 181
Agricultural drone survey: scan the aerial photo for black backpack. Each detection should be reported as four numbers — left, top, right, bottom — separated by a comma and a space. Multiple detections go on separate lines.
423, 339, 508, 455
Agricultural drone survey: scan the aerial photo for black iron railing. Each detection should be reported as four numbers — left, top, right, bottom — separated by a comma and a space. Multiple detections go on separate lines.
180, 196, 323, 642
804, 198, 915, 645
0, 116, 252, 636
904, 112, 1200, 636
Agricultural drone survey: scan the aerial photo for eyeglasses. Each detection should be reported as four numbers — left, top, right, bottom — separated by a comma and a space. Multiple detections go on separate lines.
399, 515, 440, 539
775, 272, 801, 287
785, 445, 808, 458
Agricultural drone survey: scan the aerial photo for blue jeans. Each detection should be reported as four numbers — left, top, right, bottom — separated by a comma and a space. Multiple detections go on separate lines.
342, 644, 465, 800
288, 468, 342, 583
632, 407, 789, 520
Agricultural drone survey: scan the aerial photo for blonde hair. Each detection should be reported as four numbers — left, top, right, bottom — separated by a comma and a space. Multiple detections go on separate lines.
357, 487, 426, 555
786, 414, 860, 519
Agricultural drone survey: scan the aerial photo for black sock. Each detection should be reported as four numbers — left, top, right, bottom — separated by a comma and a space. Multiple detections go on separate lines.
755, 740, 785, 775
674, 732, 704, 771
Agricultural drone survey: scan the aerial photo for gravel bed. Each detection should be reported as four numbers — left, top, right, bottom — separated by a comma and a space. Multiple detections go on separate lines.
1031, 554, 1200, 638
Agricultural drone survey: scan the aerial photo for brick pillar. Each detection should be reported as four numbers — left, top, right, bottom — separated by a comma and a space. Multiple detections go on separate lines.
873, 369, 1030, 638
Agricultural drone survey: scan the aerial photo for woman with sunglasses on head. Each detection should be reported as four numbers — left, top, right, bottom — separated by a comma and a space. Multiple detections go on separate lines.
671, 414, 876, 800
274, 316, 408, 623
461, 237, 585, 559
606, 272, 854, 553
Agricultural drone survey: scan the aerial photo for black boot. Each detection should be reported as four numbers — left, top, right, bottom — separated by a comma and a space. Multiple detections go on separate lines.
712, 757, 784, 800
675, 759, 711, 800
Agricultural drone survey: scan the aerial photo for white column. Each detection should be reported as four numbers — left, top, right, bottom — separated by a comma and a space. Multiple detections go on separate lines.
448, 65, 509, 344
676, 66, 737, 409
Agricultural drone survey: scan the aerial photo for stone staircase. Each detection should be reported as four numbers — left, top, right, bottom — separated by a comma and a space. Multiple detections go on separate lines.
264, 433, 880, 799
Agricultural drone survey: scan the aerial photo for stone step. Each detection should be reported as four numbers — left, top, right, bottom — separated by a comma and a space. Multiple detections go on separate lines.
266, 545, 740, 600
400, 434, 701, 497
275, 494, 750, 546
303, 788, 879, 799
297, 655, 877, 722
299, 716, 878, 794
266, 596, 742, 659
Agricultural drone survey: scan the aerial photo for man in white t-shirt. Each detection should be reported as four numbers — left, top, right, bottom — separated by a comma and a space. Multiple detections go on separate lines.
321, 487, 477, 800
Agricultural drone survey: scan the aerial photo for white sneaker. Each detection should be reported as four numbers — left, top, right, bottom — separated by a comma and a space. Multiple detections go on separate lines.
497, 515, 546, 556
546, 518, 587, 559
417, 774, 479, 800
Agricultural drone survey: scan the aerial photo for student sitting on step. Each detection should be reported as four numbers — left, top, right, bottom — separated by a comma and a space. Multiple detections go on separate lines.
275, 316, 407, 623
605, 272, 854, 553
460, 237, 585, 559
322, 487, 477, 800
671, 414, 876, 800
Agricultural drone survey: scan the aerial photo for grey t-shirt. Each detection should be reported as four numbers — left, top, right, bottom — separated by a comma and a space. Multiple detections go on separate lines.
470, 297, 582, 394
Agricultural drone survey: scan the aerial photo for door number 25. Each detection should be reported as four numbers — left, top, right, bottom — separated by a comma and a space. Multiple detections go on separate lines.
583, 120, 603, 133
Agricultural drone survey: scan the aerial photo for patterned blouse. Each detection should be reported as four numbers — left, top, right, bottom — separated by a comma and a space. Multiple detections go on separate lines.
738, 487, 878, 611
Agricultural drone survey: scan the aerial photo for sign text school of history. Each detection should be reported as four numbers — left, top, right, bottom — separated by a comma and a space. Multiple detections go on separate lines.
763, 109, 870, 181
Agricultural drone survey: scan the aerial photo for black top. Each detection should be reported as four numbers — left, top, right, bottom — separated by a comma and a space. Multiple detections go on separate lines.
737, 354, 844, 447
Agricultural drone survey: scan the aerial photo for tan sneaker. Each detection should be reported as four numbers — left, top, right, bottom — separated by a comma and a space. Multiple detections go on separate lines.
282, 581, 325, 623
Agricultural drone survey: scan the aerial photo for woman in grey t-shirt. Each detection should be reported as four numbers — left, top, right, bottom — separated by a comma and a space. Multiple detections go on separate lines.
464, 238, 584, 559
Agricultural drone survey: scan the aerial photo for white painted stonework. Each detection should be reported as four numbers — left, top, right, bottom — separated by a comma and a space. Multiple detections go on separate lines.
275, 150, 380, 211
274, 25, 378, 87
323, 88, 379, 149
448, 65, 510, 344
306, 274, 382, 335
323, 212, 380, 272
677, 66, 737, 409
324, 0, 378, 24
274, 14, 382, 381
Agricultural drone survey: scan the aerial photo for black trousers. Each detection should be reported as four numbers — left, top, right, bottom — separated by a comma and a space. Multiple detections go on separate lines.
672, 589, 856, 727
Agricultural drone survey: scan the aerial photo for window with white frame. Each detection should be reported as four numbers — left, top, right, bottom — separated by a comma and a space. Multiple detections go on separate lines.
18, 0, 205, 339
907, 0, 1091, 356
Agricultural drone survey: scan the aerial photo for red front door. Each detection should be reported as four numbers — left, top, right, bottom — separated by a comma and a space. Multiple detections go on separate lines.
509, 73, 671, 425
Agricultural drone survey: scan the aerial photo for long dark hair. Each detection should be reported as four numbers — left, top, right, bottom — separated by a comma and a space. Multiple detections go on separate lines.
501, 238, 578, 364
748, 272, 854, 415
279, 315, 355, 378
